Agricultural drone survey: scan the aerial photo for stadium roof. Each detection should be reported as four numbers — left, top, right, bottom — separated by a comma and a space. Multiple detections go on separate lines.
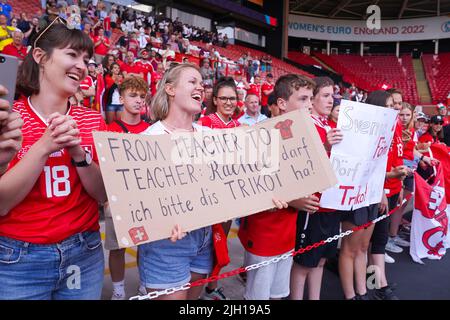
289, 0, 450, 20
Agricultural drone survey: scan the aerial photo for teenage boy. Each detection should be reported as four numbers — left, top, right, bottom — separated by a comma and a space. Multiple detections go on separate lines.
238, 74, 321, 300
105, 76, 150, 300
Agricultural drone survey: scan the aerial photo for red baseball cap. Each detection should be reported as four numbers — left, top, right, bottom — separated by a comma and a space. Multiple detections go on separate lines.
235, 70, 242, 75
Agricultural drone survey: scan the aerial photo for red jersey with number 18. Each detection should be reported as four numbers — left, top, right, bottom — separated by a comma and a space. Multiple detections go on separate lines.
0, 98, 107, 244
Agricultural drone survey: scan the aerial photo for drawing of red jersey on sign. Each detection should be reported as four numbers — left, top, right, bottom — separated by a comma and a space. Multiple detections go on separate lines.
275, 119, 294, 140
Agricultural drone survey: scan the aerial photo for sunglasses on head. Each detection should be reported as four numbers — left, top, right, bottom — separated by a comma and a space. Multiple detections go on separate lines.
33, 16, 73, 49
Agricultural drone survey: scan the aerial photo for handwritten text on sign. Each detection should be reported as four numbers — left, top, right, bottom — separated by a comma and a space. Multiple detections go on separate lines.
93, 110, 337, 248
320, 100, 397, 210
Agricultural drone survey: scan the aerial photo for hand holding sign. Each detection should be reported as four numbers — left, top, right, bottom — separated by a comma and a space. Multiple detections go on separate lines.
94, 110, 337, 247
170, 224, 187, 243
289, 195, 320, 213
325, 128, 343, 151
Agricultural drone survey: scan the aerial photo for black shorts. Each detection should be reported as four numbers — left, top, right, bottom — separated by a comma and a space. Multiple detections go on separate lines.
403, 175, 414, 192
340, 203, 379, 227
293, 211, 341, 268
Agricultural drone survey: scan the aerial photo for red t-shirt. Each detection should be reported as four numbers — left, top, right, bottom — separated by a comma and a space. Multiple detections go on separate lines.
135, 60, 154, 85
151, 71, 162, 96
127, 39, 139, 57
418, 132, 439, 144
104, 74, 122, 89
79, 75, 95, 108
103, 16, 111, 32
261, 82, 274, 106
238, 207, 298, 256
121, 62, 144, 77
198, 112, 240, 129
328, 119, 337, 129
0, 99, 107, 244
246, 83, 261, 100
384, 120, 403, 197
93, 36, 110, 56
1, 44, 27, 60
403, 128, 416, 161
232, 109, 245, 121
108, 119, 150, 134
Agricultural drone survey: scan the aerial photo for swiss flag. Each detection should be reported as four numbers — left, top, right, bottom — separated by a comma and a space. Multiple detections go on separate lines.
410, 164, 450, 263
128, 226, 149, 245
430, 144, 450, 203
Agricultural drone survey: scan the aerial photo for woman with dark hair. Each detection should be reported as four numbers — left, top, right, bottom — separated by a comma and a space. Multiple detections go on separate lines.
416, 114, 444, 181
101, 53, 116, 74
0, 19, 107, 299
197, 76, 241, 299
104, 62, 124, 124
419, 115, 445, 145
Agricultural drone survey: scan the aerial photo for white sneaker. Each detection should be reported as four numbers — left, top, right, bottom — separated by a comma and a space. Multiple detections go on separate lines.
385, 238, 403, 253
202, 287, 229, 300
111, 290, 126, 300
392, 235, 410, 247
138, 285, 147, 296
384, 253, 395, 264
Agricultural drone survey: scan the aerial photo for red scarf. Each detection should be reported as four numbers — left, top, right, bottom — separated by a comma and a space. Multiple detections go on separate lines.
210, 224, 230, 276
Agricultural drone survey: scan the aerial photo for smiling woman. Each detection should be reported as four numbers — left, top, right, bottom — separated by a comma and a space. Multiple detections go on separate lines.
17, 23, 93, 97
0, 19, 107, 300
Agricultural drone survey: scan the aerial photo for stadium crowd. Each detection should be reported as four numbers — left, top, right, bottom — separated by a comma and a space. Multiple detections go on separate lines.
0, 0, 450, 301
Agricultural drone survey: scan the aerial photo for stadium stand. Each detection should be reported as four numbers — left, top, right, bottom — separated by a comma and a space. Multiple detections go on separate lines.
189, 41, 314, 79
313, 52, 420, 105
287, 51, 320, 67
422, 52, 450, 104
9, 0, 41, 18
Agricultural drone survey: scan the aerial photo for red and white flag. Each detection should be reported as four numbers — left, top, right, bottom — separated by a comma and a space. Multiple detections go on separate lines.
410, 164, 450, 264
430, 144, 450, 204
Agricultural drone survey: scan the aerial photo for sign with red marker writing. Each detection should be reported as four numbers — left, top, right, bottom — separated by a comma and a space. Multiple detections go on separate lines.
320, 100, 397, 210
93, 110, 337, 247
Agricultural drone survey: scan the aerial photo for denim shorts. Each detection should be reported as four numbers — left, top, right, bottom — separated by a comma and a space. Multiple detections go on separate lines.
404, 158, 419, 170
138, 226, 213, 289
0, 231, 104, 300
106, 104, 124, 112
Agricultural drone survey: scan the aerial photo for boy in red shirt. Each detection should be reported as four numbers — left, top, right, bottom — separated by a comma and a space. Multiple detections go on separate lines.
238, 74, 319, 300
105, 76, 150, 300
261, 73, 275, 117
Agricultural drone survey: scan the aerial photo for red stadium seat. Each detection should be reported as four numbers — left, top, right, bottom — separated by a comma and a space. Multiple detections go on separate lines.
422, 53, 450, 104
314, 52, 420, 104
